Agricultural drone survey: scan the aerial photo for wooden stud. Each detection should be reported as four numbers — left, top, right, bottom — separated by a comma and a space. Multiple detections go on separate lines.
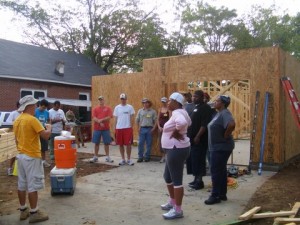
290, 202, 300, 217
238, 206, 262, 220
252, 211, 295, 219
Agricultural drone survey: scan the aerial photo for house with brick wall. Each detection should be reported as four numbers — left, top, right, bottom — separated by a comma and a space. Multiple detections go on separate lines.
0, 39, 106, 124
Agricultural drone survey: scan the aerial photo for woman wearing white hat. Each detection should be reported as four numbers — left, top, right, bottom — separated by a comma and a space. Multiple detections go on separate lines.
160, 92, 191, 220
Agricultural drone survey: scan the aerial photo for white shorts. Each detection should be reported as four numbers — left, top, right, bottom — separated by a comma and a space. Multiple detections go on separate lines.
17, 154, 45, 192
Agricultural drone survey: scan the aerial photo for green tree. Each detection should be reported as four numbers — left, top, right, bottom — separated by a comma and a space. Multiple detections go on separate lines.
0, 0, 178, 73
233, 6, 300, 59
181, 1, 239, 52
285, 13, 300, 58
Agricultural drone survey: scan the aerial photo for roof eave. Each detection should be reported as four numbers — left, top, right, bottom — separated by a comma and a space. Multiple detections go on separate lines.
0, 75, 91, 88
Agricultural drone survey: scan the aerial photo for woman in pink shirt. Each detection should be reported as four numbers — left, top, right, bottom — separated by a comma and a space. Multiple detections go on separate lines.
160, 92, 191, 220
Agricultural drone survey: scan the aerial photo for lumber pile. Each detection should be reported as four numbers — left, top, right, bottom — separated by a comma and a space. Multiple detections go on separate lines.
217, 203, 300, 225
0, 128, 18, 163
236, 202, 300, 225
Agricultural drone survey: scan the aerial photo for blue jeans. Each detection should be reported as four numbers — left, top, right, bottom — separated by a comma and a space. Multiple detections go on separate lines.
210, 150, 232, 198
138, 127, 153, 159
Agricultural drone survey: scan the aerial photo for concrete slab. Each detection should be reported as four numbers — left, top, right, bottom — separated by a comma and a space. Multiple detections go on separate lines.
0, 140, 275, 225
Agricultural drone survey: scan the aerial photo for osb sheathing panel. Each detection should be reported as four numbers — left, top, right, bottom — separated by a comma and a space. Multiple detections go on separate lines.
249, 48, 281, 164
279, 50, 300, 162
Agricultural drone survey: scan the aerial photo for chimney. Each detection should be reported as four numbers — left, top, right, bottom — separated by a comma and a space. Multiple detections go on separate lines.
54, 61, 65, 76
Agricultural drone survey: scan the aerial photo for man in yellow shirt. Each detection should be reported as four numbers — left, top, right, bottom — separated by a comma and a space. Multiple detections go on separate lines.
13, 95, 52, 223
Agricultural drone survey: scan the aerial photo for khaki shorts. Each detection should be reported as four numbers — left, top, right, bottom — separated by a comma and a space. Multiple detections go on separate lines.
17, 154, 45, 192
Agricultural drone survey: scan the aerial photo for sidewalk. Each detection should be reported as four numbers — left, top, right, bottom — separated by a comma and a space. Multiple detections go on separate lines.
0, 140, 275, 225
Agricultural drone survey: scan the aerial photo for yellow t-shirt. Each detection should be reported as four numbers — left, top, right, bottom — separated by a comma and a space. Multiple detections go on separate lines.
13, 113, 45, 158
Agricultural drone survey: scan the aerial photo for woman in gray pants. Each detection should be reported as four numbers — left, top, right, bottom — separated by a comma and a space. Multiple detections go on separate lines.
160, 92, 191, 220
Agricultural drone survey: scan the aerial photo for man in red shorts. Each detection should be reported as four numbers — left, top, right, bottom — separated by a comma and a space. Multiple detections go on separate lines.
113, 93, 135, 166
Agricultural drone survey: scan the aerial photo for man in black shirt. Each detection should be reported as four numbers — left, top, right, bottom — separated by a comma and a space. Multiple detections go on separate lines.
187, 90, 213, 190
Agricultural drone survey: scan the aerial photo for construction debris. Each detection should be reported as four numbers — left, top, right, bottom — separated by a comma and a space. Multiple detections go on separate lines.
234, 202, 300, 225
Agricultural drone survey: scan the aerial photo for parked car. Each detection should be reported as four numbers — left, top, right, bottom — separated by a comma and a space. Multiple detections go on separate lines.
0, 111, 13, 128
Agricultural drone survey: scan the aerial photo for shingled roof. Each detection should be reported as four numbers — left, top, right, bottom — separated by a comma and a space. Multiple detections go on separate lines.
0, 39, 106, 87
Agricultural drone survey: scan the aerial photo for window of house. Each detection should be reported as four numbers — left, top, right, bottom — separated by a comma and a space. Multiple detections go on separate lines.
20, 89, 47, 99
79, 93, 90, 122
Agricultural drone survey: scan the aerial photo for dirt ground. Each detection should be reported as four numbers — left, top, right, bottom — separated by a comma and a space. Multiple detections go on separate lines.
0, 152, 116, 216
243, 158, 300, 224
0, 154, 300, 224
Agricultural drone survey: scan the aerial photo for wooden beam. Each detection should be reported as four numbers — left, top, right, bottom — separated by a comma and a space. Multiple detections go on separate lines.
228, 93, 250, 110
239, 206, 262, 220
209, 80, 238, 102
290, 202, 300, 217
252, 211, 295, 219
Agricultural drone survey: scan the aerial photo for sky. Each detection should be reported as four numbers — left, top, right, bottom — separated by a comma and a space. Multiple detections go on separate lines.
0, 0, 299, 43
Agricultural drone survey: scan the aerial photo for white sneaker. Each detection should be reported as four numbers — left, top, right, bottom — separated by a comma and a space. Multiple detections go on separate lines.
162, 208, 183, 220
7, 168, 13, 176
161, 202, 174, 210
127, 159, 134, 166
89, 156, 98, 163
43, 161, 51, 168
105, 157, 114, 163
119, 160, 126, 166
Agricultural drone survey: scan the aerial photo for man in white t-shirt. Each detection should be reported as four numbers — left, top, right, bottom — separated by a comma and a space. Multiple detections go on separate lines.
49, 101, 67, 160
113, 93, 135, 166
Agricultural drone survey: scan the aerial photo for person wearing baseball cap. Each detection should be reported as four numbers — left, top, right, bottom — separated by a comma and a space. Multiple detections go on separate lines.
113, 93, 135, 166
119, 93, 127, 99
90, 95, 114, 163
13, 95, 52, 223
160, 92, 191, 220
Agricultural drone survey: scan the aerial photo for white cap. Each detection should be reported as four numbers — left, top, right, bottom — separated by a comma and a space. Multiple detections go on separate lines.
120, 93, 127, 99
169, 92, 184, 105
18, 95, 38, 112
161, 97, 167, 102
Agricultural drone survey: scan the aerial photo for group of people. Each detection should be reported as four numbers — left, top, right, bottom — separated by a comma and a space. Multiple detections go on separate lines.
89, 93, 170, 166
7, 99, 85, 175
88, 90, 236, 220
9, 90, 235, 223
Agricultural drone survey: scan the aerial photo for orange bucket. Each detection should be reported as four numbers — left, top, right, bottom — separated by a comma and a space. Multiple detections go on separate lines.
54, 135, 77, 168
